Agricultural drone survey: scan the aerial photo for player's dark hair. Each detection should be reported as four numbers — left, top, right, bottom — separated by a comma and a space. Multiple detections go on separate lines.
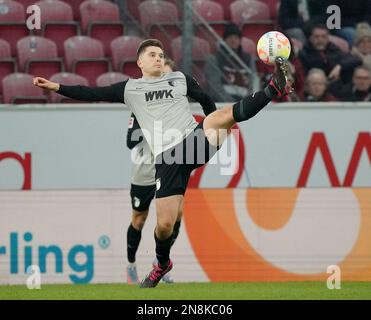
136, 39, 164, 59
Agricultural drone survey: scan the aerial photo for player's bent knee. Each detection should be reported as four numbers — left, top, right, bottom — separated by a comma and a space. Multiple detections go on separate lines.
132, 211, 148, 230
157, 220, 174, 235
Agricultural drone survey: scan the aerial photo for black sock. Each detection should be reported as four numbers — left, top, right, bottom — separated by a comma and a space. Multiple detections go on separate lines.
232, 89, 273, 123
155, 232, 173, 268
170, 220, 181, 247
127, 224, 142, 263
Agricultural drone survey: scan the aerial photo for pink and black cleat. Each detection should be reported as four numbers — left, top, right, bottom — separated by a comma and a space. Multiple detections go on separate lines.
139, 259, 173, 288
269, 57, 294, 98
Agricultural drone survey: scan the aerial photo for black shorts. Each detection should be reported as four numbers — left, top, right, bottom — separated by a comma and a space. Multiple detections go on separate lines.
130, 183, 156, 211
155, 120, 219, 198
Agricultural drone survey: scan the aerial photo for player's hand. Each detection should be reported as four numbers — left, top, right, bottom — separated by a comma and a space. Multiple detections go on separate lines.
33, 77, 60, 92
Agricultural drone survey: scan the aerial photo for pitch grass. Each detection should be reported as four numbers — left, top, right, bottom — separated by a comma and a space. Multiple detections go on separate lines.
0, 282, 371, 300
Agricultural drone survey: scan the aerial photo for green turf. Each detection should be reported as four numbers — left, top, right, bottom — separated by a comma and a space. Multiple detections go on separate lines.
0, 282, 371, 300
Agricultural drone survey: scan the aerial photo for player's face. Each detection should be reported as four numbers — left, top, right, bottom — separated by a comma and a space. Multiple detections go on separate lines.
310, 28, 329, 51
137, 46, 165, 77
353, 69, 370, 91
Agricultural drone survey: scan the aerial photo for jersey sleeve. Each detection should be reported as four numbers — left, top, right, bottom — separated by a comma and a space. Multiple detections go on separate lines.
126, 113, 144, 150
57, 80, 128, 103
185, 73, 217, 116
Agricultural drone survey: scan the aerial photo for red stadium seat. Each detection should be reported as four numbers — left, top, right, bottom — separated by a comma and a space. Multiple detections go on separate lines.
261, 0, 280, 20
126, 0, 145, 21
213, 0, 235, 20
329, 35, 350, 53
110, 36, 143, 78
17, 36, 63, 79
230, 0, 273, 43
64, 36, 111, 85
35, 0, 80, 57
241, 37, 257, 58
0, 0, 29, 56
192, 0, 227, 52
17, 0, 38, 8
138, 0, 181, 54
2, 73, 48, 104
171, 36, 211, 65
171, 35, 210, 85
80, 0, 124, 55
63, 0, 86, 20
193, 0, 224, 21
49, 72, 89, 102
0, 39, 16, 99
96, 72, 129, 87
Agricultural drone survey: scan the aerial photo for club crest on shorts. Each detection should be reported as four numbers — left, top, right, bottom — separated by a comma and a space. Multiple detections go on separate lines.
156, 178, 161, 191
133, 196, 141, 208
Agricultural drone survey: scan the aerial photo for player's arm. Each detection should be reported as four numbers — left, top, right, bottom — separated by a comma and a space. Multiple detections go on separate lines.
33, 77, 126, 103
126, 113, 144, 150
185, 74, 217, 116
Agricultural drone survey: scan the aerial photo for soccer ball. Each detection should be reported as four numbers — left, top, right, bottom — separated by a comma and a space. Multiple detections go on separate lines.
257, 31, 291, 65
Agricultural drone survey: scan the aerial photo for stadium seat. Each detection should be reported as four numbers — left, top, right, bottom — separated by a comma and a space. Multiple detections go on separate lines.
171, 36, 211, 65
80, 0, 124, 55
138, 0, 181, 54
241, 37, 257, 58
49, 72, 89, 103
230, 0, 273, 43
0, 0, 29, 56
213, 0, 235, 20
64, 36, 111, 85
96, 72, 129, 87
110, 36, 143, 79
329, 35, 350, 53
261, 0, 280, 20
17, 36, 63, 79
2, 73, 48, 104
35, 0, 80, 57
171, 36, 210, 85
62, 0, 86, 20
193, 0, 224, 22
192, 0, 227, 52
18, 0, 38, 8
126, 0, 145, 21
0, 39, 16, 99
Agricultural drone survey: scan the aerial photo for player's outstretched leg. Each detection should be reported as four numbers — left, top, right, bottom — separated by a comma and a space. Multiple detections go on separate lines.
203, 57, 294, 146
232, 56, 293, 122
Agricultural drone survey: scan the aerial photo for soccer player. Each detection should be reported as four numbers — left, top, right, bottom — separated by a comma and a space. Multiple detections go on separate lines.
33, 39, 292, 288
126, 57, 190, 284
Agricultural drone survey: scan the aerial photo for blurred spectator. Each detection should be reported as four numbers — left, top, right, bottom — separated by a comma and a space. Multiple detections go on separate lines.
278, 0, 329, 44
302, 68, 337, 102
278, 0, 306, 44
163, 55, 176, 73
204, 23, 253, 102
305, 0, 331, 24
331, 66, 371, 101
351, 23, 371, 70
330, 0, 371, 47
299, 24, 362, 83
